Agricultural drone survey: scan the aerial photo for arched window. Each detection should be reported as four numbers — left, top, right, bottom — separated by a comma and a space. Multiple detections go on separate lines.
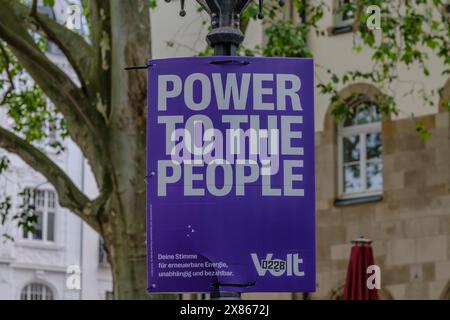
337, 98, 382, 198
20, 283, 54, 300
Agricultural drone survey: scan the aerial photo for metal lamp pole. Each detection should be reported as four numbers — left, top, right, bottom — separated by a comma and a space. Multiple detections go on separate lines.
165, 0, 285, 301
166, 0, 285, 55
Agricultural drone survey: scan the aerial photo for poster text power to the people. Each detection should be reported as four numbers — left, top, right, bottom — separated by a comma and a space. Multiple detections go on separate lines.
146, 57, 315, 293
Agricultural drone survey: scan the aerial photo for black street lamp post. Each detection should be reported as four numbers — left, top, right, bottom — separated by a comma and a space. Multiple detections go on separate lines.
166, 0, 285, 56
164, 0, 285, 300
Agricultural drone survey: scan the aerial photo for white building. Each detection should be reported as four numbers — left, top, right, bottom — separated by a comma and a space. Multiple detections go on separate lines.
0, 41, 114, 297
0, 131, 113, 300
0, 1, 113, 300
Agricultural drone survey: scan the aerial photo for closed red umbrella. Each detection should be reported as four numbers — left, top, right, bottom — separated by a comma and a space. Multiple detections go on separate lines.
343, 237, 379, 300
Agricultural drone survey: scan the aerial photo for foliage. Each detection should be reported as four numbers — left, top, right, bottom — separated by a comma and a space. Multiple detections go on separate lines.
264, 21, 312, 57
14, 189, 38, 237
0, 4, 68, 240
0, 42, 67, 151
332, 0, 447, 137
0, 196, 12, 242
0, 39, 66, 237
254, 0, 449, 138
1, 188, 38, 243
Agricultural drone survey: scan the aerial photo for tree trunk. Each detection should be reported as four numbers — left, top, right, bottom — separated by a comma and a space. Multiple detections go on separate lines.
104, 199, 176, 300
100, 2, 175, 299
107, 202, 149, 299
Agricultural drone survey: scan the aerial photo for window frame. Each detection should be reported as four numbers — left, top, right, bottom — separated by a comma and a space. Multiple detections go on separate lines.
105, 291, 114, 300
20, 282, 54, 300
337, 104, 382, 199
98, 237, 110, 267
443, 0, 450, 17
334, 0, 356, 28
22, 188, 57, 243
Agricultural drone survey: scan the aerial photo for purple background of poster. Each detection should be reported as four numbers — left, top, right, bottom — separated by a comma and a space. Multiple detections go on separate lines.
147, 57, 315, 293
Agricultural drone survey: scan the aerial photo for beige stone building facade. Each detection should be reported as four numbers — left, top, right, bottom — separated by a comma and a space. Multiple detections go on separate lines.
242, 83, 450, 301
312, 84, 450, 300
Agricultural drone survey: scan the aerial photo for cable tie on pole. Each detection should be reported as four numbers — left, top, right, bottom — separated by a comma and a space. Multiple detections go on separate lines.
124, 63, 154, 71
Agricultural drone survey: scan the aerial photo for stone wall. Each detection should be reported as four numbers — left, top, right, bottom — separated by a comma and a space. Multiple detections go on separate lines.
315, 111, 450, 300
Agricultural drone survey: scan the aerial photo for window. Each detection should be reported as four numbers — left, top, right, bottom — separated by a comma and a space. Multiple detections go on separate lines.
444, 1, 450, 17
337, 99, 382, 199
46, 122, 60, 151
105, 291, 114, 300
23, 189, 56, 242
98, 237, 109, 267
20, 283, 54, 300
48, 123, 57, 143
332, 0, 355, 34
338, 0, 355, 23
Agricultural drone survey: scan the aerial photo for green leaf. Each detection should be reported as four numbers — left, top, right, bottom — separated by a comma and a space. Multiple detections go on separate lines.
415, 123, 432, 140
43, 0, 55, 7
331, 74, 339, 84
442, 99, 450, 112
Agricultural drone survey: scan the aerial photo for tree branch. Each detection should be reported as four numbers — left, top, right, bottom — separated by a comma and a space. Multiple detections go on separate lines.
0, 0, 111, 190
0, 42, 15, 90
0, 42, 14, 105
0, 0, 104, 135
0, 126, 100, 231
27, 0, 94, 96
85, 0, 111, 118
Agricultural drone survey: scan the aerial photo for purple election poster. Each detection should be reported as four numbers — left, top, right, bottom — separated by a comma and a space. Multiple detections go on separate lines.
146, 56, 315, 293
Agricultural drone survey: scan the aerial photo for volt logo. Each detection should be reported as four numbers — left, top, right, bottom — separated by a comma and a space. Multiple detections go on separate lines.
251, 253, 305, 277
